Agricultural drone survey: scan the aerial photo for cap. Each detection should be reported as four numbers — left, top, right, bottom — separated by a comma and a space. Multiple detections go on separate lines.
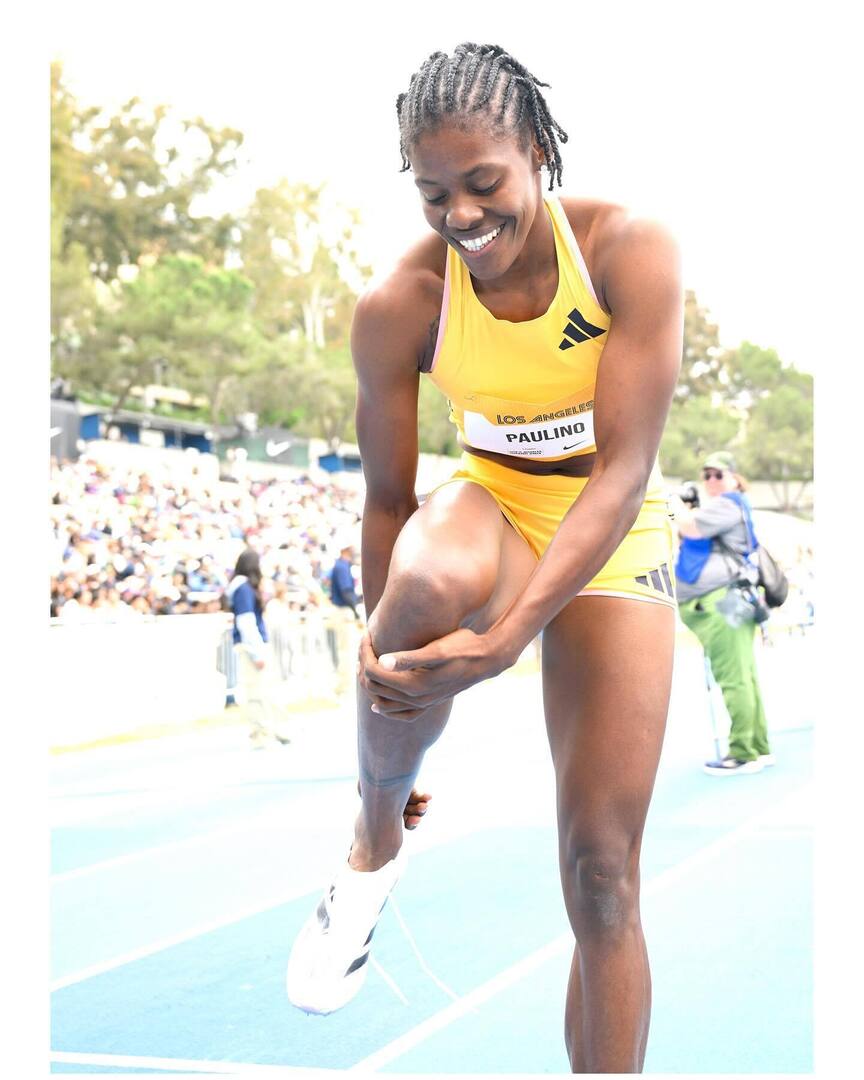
702, 451, 737, 472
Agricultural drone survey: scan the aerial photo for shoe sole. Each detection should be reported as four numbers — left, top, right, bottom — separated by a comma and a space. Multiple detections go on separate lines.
703, 762, 764, 776
287, 964, 368, 1015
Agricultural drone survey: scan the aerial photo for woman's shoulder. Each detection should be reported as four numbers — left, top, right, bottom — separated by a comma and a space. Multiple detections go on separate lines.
352, 232, 448, 368
354, 233, 447, 337
558, 196, 679, 309
559, 196, 674, 256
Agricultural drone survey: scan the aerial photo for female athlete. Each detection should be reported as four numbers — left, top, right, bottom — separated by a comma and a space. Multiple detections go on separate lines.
288, 42, 683, 1073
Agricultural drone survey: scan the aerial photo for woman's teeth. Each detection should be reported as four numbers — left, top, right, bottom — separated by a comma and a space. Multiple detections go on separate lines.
458, 225, 503, 252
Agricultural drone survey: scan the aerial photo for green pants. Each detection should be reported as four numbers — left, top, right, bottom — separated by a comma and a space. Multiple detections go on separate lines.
679, 586, 771, 761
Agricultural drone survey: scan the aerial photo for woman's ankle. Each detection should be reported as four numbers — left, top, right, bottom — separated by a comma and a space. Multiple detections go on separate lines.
349, 821, 403, 871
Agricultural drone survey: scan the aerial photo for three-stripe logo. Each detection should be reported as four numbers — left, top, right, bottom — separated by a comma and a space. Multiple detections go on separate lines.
559, 307, 606, 350
634, 563, 675, 599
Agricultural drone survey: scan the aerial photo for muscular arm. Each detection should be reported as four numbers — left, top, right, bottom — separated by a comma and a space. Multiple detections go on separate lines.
351, 277, 430, 617
487, 215, 683, 658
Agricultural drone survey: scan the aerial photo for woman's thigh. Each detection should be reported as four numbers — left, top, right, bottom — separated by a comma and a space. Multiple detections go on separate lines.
379, 479, 537, 642
542, 596, 675, 855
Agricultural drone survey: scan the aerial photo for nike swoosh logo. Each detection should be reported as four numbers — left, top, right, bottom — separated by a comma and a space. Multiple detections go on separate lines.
563, 442, 587, 451
266, 439, 292, 457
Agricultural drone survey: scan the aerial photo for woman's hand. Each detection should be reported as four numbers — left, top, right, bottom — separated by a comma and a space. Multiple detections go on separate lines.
358, 627, 515, 721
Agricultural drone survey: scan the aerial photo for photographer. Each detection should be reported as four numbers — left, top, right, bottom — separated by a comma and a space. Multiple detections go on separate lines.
672, 452, 773, 776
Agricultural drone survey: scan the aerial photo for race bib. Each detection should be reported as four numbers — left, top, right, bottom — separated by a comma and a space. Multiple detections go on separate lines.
461, 387, 596, 459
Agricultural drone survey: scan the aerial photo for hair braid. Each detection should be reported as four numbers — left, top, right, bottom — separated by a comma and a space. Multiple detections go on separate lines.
423, 52, 448, 116
395, 42, 568, 190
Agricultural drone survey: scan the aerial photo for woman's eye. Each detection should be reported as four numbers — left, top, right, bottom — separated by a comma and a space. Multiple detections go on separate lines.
423, 193, 446, 205
473, 182, 499, 195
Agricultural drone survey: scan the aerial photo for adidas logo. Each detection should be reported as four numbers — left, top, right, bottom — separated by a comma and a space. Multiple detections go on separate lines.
635, 563, 675, 599
559, 307, 606, 350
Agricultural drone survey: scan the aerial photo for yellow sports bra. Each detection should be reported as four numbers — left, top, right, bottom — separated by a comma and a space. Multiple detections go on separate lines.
424, 196, 611, 462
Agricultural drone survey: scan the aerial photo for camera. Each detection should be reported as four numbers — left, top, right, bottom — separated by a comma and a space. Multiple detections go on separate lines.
677, 481, 700, 509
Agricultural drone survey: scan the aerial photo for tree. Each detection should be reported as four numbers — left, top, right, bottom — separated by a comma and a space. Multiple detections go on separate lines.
285, 345, 359, 449
677, 290, 724, 400
52, 62, 243, 282
238, 181, 371, 352
738, 377, 813, 511
51, 62, 100, 371
659, 395, 740, 479
62, 256, 269, 424
719, 340, 786, 408
417, 378, 458, 456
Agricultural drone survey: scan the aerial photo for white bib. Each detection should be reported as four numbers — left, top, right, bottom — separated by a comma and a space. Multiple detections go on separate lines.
463, 407, 596, 459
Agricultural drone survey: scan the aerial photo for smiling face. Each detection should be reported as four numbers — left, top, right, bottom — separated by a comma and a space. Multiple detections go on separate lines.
408, 119, 546, 282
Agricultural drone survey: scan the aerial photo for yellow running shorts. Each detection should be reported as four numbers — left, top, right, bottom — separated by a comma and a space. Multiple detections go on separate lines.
432, 452, 677, 609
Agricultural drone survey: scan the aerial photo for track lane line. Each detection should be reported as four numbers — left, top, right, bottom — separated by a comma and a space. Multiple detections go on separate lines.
349, 783, 812, 1072
49, 1049, 344, 1074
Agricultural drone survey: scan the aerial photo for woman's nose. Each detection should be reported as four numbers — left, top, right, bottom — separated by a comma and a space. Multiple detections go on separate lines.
446, 198, 484, 232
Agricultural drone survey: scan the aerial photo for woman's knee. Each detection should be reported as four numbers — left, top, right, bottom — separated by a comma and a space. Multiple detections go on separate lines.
373, 561, 494, 654
560, 831, 642, 940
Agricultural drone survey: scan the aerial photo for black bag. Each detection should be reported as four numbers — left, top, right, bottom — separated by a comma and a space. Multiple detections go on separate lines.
716, 503, 789, 609
754, 545, 789, 608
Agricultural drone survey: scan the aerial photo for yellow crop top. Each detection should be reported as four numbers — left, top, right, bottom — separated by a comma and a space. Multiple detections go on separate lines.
424, 195, 611, 463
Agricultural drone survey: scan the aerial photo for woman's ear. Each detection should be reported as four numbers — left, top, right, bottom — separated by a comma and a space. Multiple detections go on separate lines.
532, 140, 546, 172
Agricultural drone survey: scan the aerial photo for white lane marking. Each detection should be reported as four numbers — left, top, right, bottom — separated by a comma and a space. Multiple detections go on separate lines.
370, 957, 410, 1006
51, 779, 811, 1010
349, 936, 571, 1072
49, 1050, 342, 1075
50, 883, 318, 992
349, 784, 812, 1072
389, 896, 464, 1006
51, 813, 276, 884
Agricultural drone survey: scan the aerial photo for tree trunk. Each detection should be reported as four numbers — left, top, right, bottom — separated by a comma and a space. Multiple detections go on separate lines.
210, 375, 235, 426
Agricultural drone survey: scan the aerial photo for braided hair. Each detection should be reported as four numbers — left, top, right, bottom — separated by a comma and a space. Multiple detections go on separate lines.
396, 43, 568, 190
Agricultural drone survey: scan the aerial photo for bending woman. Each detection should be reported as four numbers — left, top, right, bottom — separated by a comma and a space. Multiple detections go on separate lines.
288, 42, 682, 1073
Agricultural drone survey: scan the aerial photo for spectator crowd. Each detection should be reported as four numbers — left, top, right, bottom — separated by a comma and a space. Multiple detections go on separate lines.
50, 455, 364, 623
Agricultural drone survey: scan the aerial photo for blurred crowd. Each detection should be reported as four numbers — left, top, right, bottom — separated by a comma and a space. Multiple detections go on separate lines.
50, 455, 363, 623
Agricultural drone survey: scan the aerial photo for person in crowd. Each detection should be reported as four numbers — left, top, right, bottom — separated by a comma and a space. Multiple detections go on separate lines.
49, 455, 366, 619
673, 451, 774, 775
225, 547, 290, 748
329, 544, 362, 620
327, 543, 364, 695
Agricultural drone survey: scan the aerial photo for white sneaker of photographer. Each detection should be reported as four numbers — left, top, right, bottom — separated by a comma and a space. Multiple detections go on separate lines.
286, 847, 405, 1015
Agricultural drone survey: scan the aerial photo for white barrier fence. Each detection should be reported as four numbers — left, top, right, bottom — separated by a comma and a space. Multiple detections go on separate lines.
48, 612, 343, 748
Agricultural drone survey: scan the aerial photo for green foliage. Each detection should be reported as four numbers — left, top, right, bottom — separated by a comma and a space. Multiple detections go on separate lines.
67, 256, 270, 423
238, 180, 371, 349
418, 378, 458, 456
52, 62, 242, 282
737, 377, 813, 509
659, 395, 740, 479
286, 345, 359, 449
677, 289, 723, 400
661, 297, 813, 509
721, 340, 786, 404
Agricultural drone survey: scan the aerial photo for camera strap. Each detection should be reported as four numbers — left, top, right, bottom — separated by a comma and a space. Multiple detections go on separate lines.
713, 497, 758, 583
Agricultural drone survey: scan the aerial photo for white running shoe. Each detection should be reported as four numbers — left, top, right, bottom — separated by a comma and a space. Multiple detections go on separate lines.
286, 848, 405, 1015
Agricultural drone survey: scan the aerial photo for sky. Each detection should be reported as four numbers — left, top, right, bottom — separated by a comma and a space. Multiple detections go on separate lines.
47, 0, 858, 375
